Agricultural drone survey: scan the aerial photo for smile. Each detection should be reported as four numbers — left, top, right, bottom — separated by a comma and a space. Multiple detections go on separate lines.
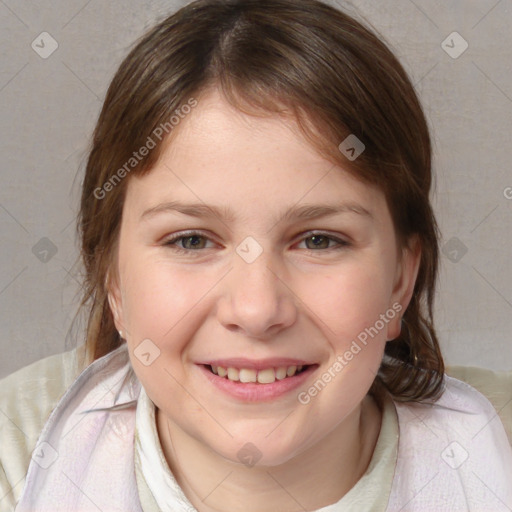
208, 364, 308, 383
197, 359, 318, 402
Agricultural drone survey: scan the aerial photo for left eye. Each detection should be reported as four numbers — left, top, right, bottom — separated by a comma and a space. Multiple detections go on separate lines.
299, 234, 348, 250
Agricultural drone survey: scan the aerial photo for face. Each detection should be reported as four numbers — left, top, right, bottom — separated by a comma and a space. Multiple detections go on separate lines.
108, 88, 420, 467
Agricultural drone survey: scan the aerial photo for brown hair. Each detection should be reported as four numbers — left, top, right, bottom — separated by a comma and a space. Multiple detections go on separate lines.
78, 0, 444, 402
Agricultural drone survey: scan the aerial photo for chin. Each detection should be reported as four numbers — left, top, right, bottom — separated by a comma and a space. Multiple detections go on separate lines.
208, 432, 313, 469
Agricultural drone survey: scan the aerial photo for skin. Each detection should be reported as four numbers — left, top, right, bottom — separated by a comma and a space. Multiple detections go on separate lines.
108, 88, 421, 512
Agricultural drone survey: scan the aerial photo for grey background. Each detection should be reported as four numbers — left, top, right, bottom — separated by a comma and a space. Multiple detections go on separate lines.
0, 0, 511, 378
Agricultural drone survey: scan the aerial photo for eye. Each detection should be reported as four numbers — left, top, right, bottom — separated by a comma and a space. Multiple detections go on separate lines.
297, 232, 350, 251
162, 231, 214, 252
162, 230, 351, 255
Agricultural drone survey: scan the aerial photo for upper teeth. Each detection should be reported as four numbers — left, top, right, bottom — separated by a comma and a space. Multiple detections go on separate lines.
211, 365, 304, 383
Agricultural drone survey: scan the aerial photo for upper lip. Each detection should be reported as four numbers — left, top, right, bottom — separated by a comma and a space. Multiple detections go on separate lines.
198, 358, 315, 370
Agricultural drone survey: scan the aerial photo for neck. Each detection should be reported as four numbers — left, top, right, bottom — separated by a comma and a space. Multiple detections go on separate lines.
156, 394, 382, 512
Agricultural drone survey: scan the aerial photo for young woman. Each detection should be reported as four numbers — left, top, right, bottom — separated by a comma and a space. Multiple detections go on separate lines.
1, 1, 511, 510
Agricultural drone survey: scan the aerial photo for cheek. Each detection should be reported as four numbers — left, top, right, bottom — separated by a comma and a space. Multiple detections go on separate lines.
119, 260, 214, 408
310, 259, 394, 344
297, 265, 390, 425
120, 257, 212, 342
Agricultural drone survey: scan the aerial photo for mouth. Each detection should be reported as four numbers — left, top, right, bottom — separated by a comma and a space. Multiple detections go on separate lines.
204, 363, 310, 383
197, 360, 318, 402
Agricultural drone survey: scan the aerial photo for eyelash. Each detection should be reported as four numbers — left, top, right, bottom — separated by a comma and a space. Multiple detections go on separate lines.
162, 230, 351, 255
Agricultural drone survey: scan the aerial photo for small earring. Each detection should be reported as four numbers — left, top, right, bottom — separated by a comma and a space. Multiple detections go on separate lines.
118, 330, 123, 339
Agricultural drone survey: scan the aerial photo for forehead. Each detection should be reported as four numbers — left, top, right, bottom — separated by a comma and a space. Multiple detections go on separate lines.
124, 88, 386, 223
163, 88, 325, 167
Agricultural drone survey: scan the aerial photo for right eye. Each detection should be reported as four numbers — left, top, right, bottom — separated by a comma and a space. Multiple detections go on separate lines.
162, 231, 215, 252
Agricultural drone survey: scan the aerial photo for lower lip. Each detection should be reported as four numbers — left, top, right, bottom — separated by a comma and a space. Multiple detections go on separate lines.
198, 364, 318, 402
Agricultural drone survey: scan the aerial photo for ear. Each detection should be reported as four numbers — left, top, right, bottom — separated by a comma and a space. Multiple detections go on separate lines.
386, 235, 422, 340
106, 269, 125, 335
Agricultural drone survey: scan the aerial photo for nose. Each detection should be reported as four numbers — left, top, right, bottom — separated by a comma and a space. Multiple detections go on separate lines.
216, 249, 298, 340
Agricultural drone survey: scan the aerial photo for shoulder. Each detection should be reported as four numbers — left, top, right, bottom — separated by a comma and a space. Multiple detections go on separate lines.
389, 373, 512, 509
393, 371, 512, 465
0, 344, 87, 510
445, 365, 512, 446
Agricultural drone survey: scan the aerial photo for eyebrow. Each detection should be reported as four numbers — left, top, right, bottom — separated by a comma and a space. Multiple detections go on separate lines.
140, 200, 373, 224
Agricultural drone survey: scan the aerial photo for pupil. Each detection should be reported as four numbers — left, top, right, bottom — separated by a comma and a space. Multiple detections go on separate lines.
308, 235, 328, 249
186, 235, 202, 249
